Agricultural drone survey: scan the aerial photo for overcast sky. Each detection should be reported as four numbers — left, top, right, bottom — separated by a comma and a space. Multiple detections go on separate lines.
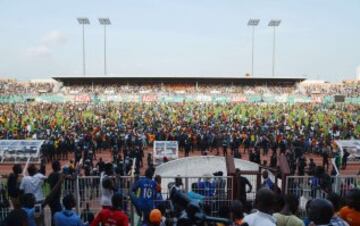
0, 0, 359, 81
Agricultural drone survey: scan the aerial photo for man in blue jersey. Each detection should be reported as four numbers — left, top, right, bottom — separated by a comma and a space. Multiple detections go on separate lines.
130, 168, 158, 224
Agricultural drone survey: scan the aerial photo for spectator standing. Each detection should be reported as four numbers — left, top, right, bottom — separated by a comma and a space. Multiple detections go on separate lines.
273, 194, 304, 226
234, 168, 252, 205
19, 164, 46, 203
130, 168, 157, 224
339, 189, 360, 226
243, 188, 276, 226
81, 203, 94, 225
230, 201, 246, 226
148, 208, 165, 226
307, 199, 334, 226
91, 193, 129, 226
261, 171, 274, 190
326, 193, 349, 226
7, 164, 22, 208
2, 206, 27, 226
342, 149, 350, 169
47, 160, 63, 226
20, 193, 37, 226
100, 163, 115, 208
54, 194, 85, 226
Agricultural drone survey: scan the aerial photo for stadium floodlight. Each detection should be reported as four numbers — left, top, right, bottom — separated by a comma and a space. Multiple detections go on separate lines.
247, 19, 260, 77
77, 17, 90, 25
268, 20, 281, 27
98, 18, 111, 75
77, 17, 90, 76
99, 18, 111, 25
248, 19, 260, 26
268, 20, 281, 77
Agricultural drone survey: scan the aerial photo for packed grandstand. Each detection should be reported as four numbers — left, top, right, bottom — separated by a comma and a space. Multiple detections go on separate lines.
0, 75, 359, 226
1, 77, 360, 96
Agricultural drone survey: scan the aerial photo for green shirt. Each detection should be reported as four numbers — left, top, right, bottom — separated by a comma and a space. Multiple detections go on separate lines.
273, 213, 304, 226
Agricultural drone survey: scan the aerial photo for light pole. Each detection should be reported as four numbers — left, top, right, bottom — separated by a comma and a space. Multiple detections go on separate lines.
247, 19, 260, 77
77, 17, 90, 76
98, 18, 111, 75
268, 20, 281, 77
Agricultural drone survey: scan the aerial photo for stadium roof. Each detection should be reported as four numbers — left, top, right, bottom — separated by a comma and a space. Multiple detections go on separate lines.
53, 74, 306, 85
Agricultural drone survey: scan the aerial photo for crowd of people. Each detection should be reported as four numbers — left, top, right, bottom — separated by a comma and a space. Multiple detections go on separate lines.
298, 82, 360, 97
0, 79, 359, 225
0, 79, 55, 96
1, 159, 360, 226
0, 102, 358, 175
1, 79, 360, 97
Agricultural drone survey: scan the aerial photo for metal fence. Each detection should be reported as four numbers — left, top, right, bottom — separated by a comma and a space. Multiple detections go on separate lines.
285, 175, 360, 217
0, 175, 234, 226
159, 176, 233, 215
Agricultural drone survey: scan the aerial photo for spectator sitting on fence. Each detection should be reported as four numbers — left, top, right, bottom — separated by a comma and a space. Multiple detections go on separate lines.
54, 194, 85, 226
20, 193, 37, 226
187, 182, 205, 204
326, 193, 349, 226
339, 188, 360, 226
307, 199, 334, 226
243, 188, 276, 226
91, 193, 129, 226
273, 194, 304, 226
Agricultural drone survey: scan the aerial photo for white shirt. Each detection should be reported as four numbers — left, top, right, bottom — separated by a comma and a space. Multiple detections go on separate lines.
20, 173, 46, 202
243, 211, 276, 226
100, 172, 113, 206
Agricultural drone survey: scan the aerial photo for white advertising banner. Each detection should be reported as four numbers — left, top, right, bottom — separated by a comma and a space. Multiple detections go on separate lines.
153, 141, 179, 165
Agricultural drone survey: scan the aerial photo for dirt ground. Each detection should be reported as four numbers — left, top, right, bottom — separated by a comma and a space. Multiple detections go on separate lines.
0, 147, 358, 177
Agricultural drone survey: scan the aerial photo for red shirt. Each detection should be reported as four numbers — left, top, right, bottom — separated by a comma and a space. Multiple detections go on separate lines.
91, 208, 129, 226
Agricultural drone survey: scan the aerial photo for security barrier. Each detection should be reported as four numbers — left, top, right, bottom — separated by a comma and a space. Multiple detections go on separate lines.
0, 175, 234, 226
285, 175, 360, 217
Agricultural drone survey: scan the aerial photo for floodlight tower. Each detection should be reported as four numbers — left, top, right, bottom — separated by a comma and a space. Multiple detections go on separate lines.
247, 19, 260, 77
98, 18, 111, 75
77, 17, 90, 76
268, 19, 281, 77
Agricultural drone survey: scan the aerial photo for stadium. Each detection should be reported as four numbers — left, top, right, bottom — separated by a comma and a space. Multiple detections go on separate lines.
1, 1, 360, 226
